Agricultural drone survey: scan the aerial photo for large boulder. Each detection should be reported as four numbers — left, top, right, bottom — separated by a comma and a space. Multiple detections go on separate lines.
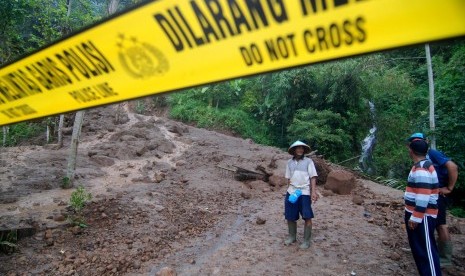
312, 157, 331, 186
268, 175, 288, 187
324, 170, 356, 195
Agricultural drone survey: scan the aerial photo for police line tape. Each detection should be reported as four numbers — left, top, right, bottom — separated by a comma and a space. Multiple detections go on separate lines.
0, 0, 464, 126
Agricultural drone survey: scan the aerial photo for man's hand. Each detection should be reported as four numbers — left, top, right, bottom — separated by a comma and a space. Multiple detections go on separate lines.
311, 191, 318, 202
439, 187, 452, 196
408, 220, 418, 230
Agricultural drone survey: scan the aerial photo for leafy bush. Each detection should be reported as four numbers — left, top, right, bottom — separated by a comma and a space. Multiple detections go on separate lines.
168, 96, 272, 145
3, 122, 42, 146
68, 186, 92, 227
0, 230, 18, 254
450, 207, 465, 218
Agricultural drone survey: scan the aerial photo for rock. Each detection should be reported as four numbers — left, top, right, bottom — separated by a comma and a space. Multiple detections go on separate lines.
312, 157, 331, 186
248, 180, 269, 191
0, 196, 18, 204
44, 229, 53, 239
71, 226, 82, 235
321, 189, 334, 197
133, 260, 141, 269
352, 195, 364, 205
175, 160, 186, 167
154, 173, 166, 183
91, 155, 115, 167
268, 175, 287, 187
256, 217, 266, 225
324, 170, 356, 195
45, 238, 54, 246
167, 124, 188, 135
53, 214, 66, 222
389, 252, 401, 261
156, 267, 177, 276
240, 192, 251, 199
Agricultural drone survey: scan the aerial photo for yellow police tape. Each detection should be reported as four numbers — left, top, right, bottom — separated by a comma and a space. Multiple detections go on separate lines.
0, 0, 464, 126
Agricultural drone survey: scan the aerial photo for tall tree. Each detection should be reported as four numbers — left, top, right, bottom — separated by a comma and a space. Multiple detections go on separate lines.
65, 0, 120, 187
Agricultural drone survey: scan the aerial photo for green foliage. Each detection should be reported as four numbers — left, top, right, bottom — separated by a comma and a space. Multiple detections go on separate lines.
169, 94, 272, 144
434, 42, 465, 189
68, 186, 92, 227
61, 177, 71, 189
367, 61, 419, 177
0, 0, 103, 65
70, 186, 92, 212
450, 207, 465, 218
135, 100, 146, 114
0, 230, 18, 254
287, 109, 351, 162
3, 122, 42, 147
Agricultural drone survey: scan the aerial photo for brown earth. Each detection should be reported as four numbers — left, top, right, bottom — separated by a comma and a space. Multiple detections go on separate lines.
1, 104, 464, 276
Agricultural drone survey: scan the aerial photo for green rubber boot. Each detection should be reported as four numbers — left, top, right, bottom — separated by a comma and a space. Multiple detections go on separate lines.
300, 224, 312, 249
438, 240, 453, 267
284, 221, 297, 246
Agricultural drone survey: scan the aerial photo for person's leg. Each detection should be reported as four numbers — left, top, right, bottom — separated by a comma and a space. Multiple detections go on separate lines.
405, 212, 442, 276
300, 219, 312, 249
284, 193, 298, 245
425, 216, 442, 276
436, 195, 453, 267
299, 195, 314, 249
285, 220, 297, 245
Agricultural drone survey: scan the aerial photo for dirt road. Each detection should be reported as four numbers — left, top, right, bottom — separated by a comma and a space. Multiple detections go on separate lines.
1, 105, 464, 276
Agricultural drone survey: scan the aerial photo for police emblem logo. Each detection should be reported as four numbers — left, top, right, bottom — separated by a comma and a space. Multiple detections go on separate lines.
117, 34, 169, 79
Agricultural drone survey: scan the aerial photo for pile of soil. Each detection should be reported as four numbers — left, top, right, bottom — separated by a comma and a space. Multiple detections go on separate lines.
1, 104, 464, 276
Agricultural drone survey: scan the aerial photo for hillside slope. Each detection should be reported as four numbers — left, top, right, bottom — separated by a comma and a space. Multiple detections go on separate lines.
1, 104, 464, 276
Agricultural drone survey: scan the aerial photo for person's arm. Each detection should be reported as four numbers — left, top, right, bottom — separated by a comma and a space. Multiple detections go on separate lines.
440, 160, 458, 195
310, 176, 318, 202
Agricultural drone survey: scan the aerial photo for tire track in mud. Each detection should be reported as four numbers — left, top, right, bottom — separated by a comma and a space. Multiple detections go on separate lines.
148, 203, 249, 275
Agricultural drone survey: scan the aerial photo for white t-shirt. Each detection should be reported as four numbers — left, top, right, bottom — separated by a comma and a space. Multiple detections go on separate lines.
285, 157, 318, 196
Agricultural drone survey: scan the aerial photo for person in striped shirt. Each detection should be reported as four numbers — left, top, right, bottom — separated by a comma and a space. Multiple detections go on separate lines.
405, 138, 441, 276
408, 132, 458, 267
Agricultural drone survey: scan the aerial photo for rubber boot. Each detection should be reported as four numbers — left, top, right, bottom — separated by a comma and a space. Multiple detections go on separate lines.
438, 240, 453, 267
300, 224, 312, 249
284, 221, 297, 246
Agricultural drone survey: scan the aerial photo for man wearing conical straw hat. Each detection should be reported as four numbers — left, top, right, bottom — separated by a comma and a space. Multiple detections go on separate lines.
284, 140, 318, 249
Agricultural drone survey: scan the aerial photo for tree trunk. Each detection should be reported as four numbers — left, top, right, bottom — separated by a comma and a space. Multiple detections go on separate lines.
65, 0, 121, 188
2, 126, 8, 146
107, 0, 124, 123
46, 125, 50, 143
107, 0, 119, 15
425, 44, 436, 149
66, 0, 73, 17
58, 115, 64, 148
65, 110, 84, 188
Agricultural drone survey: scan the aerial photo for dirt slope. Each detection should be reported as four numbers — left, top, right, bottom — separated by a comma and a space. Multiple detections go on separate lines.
1, 105, 464, 276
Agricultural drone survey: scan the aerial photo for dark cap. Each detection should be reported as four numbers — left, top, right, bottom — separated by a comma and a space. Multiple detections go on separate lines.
409, 139, 429, 155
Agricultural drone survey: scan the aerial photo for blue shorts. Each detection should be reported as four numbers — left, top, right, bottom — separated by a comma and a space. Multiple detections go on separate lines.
284, 193, 314, 221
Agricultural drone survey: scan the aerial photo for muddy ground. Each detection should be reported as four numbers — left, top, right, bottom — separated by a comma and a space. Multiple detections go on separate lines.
1, 104, 464, 276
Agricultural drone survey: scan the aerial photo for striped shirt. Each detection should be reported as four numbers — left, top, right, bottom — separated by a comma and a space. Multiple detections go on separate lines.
404, 159, 439, 223
285, 157, 318, 196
